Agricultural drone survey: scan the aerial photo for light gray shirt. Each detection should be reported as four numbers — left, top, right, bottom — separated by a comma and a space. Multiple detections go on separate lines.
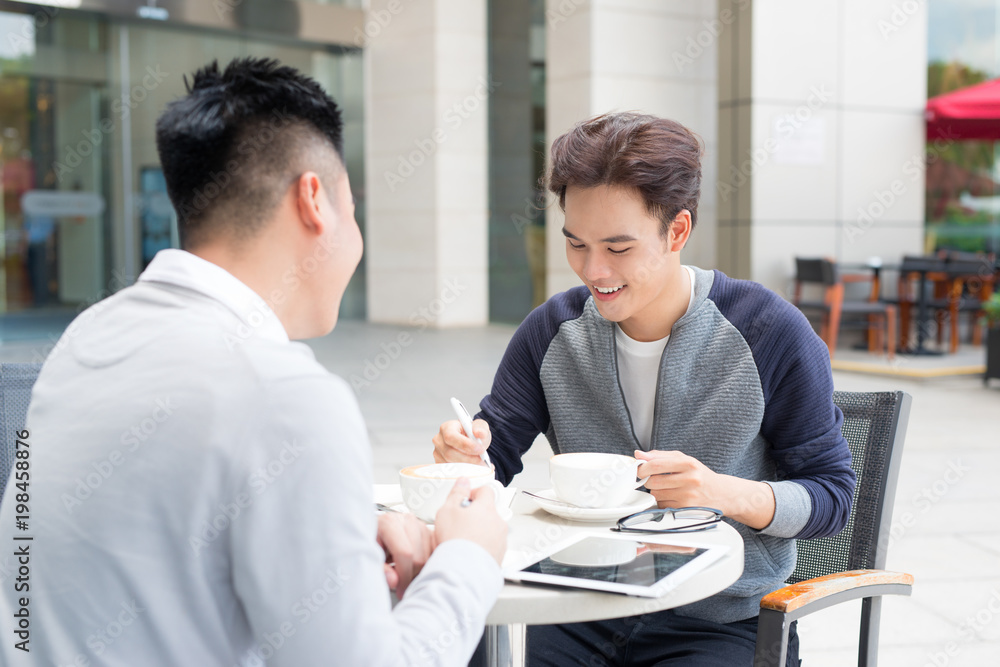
0, 249, 502, 667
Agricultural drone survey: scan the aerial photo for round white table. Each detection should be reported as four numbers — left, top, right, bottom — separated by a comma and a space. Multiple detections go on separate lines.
487, 493, 744, 624
482, 492, 743, 666
374, 485, 744, 666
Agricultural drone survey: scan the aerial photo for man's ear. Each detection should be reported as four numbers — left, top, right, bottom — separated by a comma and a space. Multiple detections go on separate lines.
667, 209, 692, 252
295, 171, 327, 237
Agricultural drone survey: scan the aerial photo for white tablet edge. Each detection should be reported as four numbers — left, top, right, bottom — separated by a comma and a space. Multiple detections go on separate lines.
503, 532, 730, 598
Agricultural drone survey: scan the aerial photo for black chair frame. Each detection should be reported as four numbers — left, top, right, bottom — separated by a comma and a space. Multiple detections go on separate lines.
0, 363, 42, 505
754, 391, 913, 667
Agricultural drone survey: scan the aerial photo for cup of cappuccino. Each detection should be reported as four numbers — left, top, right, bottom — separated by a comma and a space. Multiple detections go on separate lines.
399, 462, 500, 522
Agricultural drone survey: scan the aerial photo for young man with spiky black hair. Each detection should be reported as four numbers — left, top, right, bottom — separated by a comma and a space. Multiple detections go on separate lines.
434, 112, 857, 665
0, 58, 506, 667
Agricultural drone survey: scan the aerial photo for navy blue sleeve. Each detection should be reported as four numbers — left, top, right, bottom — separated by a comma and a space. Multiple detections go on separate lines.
710, 271, 856, 540
475, 288, 589, 485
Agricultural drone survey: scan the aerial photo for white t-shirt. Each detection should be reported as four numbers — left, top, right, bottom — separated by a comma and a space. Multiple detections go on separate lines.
614, 266, 696, 450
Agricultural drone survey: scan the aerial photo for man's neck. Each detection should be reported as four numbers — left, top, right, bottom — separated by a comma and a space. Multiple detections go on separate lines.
187, 239, 295, 333
618, 265, 691, 342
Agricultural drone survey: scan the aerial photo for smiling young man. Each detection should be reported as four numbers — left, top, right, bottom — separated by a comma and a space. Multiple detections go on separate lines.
432, 112, 856, 665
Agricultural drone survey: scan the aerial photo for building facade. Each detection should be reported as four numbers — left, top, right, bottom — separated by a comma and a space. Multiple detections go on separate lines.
0, 0, 929, 339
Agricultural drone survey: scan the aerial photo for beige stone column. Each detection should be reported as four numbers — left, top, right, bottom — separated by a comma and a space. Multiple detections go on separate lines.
717, 0, 928, 294
544, 0, 720, 296
364, 0, 489, 325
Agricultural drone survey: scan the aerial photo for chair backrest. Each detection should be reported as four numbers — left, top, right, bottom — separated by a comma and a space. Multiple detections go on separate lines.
795, 258, 838, 286
945, 257, 992, 279
0, 363, 42, 504
789, 391, 912, 584
900, 255, 946, 274
939, 249, 995, 264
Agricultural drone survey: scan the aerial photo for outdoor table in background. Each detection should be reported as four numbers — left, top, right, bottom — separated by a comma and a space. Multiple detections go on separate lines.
837, 260, 895, 303
898, 256, 948, 356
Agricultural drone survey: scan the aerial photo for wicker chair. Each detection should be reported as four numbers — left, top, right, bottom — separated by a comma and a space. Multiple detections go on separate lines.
0, 363, 42, 504
754, 391, 914, 667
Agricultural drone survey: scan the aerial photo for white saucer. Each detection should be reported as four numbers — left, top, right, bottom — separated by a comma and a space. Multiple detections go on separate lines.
526, 489, 657, 523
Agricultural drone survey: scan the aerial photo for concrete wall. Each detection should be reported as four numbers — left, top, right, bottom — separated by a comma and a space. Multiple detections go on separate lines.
544, 0, 720, 297
364, 0, 490, 326
718, 0, 927, 296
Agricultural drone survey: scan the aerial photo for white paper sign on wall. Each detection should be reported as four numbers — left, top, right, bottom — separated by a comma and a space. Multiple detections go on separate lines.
21, 190, 106, 218
772, 116, 826, 166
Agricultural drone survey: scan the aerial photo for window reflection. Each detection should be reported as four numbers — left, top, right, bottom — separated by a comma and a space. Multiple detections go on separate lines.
927, 0, 1000, 254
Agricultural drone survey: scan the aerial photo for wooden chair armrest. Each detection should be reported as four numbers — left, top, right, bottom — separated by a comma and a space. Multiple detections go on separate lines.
761, 569, 914, 614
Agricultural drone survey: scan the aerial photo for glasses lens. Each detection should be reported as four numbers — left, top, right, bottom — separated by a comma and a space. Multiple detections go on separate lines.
620, 510, 664, 527
673, 509, 719, 522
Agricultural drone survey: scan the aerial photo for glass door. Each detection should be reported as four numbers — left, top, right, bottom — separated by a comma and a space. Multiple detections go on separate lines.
0, 10, 111, 340
0, 75, 109, 333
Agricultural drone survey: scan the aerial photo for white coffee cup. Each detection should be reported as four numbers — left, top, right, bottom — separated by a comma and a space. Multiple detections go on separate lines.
549, 452, 649, 509
399, 462, 501, 522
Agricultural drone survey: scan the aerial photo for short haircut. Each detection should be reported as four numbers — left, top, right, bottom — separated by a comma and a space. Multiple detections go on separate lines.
547, 112, 703, 236
155, 57, 344, 248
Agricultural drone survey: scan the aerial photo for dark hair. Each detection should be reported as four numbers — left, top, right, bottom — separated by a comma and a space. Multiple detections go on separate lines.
547, 112, 703, 235
155, 57, 344, 248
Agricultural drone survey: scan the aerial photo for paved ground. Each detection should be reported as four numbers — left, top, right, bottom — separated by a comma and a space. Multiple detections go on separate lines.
2, 319, 998, 665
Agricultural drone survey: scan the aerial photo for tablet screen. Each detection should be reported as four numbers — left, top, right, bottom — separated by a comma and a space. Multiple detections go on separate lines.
520, 536, 708, 588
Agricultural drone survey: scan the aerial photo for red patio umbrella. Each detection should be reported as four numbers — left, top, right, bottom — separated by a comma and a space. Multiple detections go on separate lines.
926, 78, 1000, 141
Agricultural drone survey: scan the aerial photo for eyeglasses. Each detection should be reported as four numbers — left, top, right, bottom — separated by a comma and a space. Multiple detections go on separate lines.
611, 506, 723, 534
